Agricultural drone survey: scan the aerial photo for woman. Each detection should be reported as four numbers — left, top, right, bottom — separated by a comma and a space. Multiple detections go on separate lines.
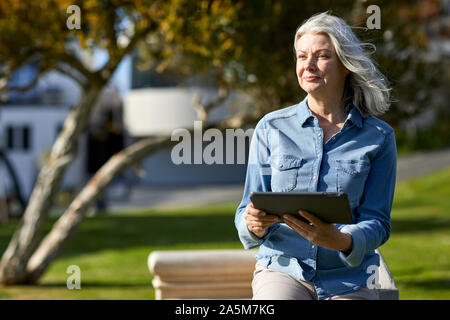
234, 12, 397, 300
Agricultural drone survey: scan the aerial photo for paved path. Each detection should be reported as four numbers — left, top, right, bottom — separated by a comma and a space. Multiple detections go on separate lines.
396, 147, 450, 181
108, 147, 450, 211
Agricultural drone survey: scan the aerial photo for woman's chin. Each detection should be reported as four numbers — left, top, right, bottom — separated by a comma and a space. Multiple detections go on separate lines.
301, 85, 324, 95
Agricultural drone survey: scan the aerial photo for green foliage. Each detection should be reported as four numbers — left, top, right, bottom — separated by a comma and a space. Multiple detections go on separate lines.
0, 0, 241, 89
218, 0, 448, 151
0, 0, 446, 147
395, 108, 450, 155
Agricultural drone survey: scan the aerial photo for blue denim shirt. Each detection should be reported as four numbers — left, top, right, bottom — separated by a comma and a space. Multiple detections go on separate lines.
235, 95, 397, 299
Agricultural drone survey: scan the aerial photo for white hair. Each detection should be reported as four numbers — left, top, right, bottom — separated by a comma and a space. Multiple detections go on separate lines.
294, 12, 391, 117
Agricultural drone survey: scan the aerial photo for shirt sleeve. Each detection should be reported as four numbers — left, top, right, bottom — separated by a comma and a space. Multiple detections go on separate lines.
339, 130, 397, 267
234, 117, 278, 249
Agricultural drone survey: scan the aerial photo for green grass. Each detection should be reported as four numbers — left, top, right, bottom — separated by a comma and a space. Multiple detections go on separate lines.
0, 167, 449, 300
380, 165, 450, 300
0, 204, 243, 299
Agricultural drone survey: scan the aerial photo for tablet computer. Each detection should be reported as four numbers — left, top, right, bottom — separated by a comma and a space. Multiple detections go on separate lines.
250, 192, 353, 224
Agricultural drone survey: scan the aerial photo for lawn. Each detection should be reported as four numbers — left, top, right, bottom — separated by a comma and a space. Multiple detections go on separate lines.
379, 165, 450, 299
0, 166, 449, 300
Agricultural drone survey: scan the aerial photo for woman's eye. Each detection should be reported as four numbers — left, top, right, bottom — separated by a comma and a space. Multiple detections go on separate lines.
319, 55, 329, 58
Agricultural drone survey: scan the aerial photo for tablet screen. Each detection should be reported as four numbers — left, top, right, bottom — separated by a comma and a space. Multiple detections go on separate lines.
250, 192, 353, 224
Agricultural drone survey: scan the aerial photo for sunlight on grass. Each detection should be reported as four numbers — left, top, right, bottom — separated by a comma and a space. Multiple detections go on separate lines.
380, 166, 450, 299
0, 167, 449, 299
0, 203, 242, 300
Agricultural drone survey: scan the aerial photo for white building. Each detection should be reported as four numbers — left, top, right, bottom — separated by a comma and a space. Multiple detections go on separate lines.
0, 50, 252, 204
0, 105, 87, 198
123, 86, 252, 186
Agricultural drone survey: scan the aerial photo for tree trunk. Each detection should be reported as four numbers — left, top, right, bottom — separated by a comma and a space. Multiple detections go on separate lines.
24, 135, 174, 282
0, 83, 104, 284
23, 113, 259, 283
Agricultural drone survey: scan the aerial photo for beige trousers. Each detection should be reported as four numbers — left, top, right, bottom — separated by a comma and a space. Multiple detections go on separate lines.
252, 263, 379, 300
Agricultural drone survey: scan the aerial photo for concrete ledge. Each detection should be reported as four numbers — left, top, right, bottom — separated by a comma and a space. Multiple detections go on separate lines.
377, 248, 399, 300
148, 248, 399, 300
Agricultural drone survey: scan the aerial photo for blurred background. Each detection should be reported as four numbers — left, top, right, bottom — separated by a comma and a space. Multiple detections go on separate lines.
0, 0, 448, 299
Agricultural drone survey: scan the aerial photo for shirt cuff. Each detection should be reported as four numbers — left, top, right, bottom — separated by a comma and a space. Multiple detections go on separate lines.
237, 215, 263, 249
338, 224, 366, 267
237, 215, 280, 250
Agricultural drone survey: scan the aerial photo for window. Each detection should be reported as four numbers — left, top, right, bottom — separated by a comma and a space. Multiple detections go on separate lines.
5, 125, 32, 151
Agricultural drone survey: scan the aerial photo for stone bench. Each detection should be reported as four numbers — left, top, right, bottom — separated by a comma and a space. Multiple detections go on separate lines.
148, 248, 399, 300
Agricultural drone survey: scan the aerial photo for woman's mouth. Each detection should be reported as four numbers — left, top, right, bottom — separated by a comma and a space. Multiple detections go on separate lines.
304, 76, 320, 82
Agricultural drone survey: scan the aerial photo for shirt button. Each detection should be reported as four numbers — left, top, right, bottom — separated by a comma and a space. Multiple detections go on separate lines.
312, 245, 315, 249
279, 164, 283, 168
317, 154, 321, 158
313, 175, 316, 179
353, 170, 357, 174
318, 133, 321, 137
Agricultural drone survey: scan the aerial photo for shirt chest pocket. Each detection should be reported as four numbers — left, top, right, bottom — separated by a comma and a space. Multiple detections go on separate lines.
336, 160, 371, 207
270, 155, 303, 192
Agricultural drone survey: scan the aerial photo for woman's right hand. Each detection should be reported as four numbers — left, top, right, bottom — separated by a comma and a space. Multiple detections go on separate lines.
244, 203, 281, 238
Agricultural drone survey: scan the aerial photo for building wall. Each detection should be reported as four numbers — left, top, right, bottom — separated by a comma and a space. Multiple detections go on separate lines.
0, 106, 86, 198
123, 87, 253, 186
136, 144, 249, 186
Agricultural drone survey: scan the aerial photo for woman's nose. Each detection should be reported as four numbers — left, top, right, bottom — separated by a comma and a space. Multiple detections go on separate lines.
305, 56, 317, 71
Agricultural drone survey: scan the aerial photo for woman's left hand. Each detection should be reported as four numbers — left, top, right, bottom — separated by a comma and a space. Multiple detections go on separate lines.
283, 210, 353, 254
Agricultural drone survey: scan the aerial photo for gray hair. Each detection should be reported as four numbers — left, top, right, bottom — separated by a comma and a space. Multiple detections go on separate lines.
294, 12, 391, 117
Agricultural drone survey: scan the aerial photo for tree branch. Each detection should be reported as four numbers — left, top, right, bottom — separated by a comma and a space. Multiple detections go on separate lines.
25, 110, 261, 283
52, 65, 86, 87
97, 22, 156, 81
193, 87, 229, 122
59, 51, 101, 85
0, 68, 46, 93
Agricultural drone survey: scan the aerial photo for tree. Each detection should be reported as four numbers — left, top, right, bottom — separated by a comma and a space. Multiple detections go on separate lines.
0, 0, 244, 284
0, 0, 446, 285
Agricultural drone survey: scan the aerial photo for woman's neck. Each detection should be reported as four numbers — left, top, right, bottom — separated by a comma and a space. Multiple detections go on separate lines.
307, 92, 347, 125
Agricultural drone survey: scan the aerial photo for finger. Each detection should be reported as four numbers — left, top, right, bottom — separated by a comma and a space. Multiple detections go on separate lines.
247, 203, 260, 212
247, 207, 267, 217
248, 221, 264, 228
284, 214, 312, 233
283, 218, 309, 237
298, 210, 322, 226
246, 214, 280, 223
245, 210, 266, 220
247, 219, 280, 231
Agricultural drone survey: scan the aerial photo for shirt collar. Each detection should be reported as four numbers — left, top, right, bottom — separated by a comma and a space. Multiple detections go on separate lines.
347, 104, 363, 128
296, 95, 314, 127
296, 95, 363, 128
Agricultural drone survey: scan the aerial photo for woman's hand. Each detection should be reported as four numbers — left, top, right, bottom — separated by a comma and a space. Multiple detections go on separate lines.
283, 210, 353, 254
244, 203, 281, 238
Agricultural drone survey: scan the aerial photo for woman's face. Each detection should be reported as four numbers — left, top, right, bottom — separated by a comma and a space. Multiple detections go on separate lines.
295, 32, 349, 96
